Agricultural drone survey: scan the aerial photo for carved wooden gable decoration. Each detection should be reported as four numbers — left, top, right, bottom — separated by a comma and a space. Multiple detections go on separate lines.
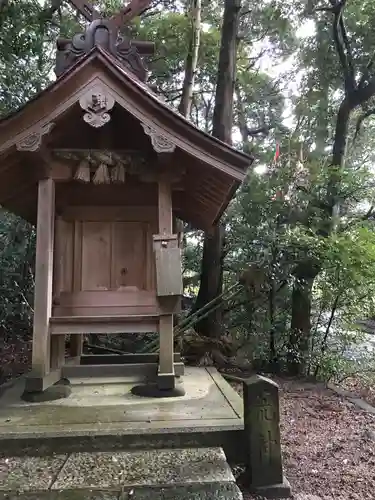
79, 84, 115, 128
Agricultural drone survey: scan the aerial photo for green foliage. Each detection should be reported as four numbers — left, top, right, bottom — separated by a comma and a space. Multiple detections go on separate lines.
0, 212, 35, 339
224, 140, 375, 376
0, 1, 55, 113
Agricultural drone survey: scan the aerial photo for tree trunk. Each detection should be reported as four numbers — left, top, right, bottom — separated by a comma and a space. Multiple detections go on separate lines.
178, 0, 201, 118
236, 85, 251, 154
193, 0, 241, 338
288, 101, 351, 376
314, 20, 330, 156
268, 242, 277, 369
331, 100, 351, 168
328, 100, 351, 223
288, 275, 314, 376
288, 2, 375, 377
269, 281, 277, 366
288, 23, 329, 376
211, 0, 241, 144
193, 224, 225, 337
288, 19, 353, 376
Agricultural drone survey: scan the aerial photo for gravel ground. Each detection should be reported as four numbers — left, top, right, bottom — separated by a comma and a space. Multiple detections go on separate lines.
231, 377, 375, 500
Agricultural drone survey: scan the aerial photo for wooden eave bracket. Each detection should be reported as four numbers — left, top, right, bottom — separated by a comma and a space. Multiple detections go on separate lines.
15, 123, 55, 153
141, 123, 176, 154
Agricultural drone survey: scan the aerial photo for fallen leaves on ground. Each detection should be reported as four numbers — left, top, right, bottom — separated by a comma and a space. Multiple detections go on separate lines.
0, 339, 31, 385
339, 375, 375, 407
232, 377, 375, 500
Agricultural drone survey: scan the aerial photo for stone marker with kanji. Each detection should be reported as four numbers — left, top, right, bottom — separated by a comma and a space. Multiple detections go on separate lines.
243, 375, 291, 498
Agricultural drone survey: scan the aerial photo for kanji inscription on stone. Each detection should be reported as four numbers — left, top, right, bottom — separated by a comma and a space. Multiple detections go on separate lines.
243, 375, 283, 488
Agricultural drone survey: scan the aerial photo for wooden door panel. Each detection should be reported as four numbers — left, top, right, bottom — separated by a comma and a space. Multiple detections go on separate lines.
112, 222, 146, 289
81, 221, 111, 290
61, 220, 74, 292
53, 218, 74, 294
54, 207, 156, 301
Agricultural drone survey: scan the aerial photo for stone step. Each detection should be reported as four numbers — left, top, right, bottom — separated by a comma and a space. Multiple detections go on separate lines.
1, 483, 243, 499
0, 447, 243, 500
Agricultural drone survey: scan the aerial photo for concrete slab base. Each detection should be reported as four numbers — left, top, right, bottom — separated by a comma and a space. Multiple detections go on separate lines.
0, 483, 243, 499
252, 477, 292, 499
0, 367, 244, 459
0, 429, 244, 463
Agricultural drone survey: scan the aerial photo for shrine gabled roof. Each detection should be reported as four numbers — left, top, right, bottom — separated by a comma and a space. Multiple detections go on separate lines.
0, 46, 253, 227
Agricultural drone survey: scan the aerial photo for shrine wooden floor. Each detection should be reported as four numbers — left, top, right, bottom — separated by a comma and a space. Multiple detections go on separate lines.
0, 367, 244, 458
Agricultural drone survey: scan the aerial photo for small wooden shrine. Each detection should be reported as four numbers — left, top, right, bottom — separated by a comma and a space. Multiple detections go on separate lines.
0, 0, 252, 397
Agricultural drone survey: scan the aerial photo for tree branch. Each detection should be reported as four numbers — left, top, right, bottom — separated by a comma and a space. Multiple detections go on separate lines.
355, 78, 375, 105
316, 1, 355, 93
246, 124, 273, 137
363, 205, 375, 220
358, 50, 375, 89
41, 0, 63, 22
339, 14, 355, 79
352, 107, 375, 143
330, 0, 356, 93
239, 8, 251, 17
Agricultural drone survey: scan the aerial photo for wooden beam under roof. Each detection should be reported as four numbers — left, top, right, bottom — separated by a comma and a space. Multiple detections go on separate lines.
109, 0, 152, 29
68, 0, 153, 29
68, 0, 100, 21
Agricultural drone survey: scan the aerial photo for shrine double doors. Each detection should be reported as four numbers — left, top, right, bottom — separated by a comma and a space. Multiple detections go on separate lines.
53, 207, 158, 318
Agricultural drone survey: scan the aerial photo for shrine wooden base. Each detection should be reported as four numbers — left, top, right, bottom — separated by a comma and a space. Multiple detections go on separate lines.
24, 353, 185, 396
80, 353, 182, 365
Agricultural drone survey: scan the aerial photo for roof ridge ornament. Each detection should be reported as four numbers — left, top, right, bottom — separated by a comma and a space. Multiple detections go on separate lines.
55, 0, 154, 80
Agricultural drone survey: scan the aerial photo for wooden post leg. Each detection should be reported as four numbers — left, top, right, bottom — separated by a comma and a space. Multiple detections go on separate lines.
50, 216, 66, 372
158, 314, 175, 390
50, 335, 65, 370
70, 334, 83, 362
26, 178, 60, 392
156, 171, 175, 390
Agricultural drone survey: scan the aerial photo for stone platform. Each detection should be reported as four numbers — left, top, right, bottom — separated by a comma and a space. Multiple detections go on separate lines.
0, 367, 244, 459
0, 447, 243, 499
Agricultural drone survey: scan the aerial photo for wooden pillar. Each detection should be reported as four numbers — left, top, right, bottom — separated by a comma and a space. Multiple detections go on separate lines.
50, 335, 65, 370
173, 217, 184, 249
157, 173, 175, 389
70, 221, 83, 361
29, 178, 56, 383
69, 334, 83, 361
50, 216, 65, 370
158, 175, 173, 234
